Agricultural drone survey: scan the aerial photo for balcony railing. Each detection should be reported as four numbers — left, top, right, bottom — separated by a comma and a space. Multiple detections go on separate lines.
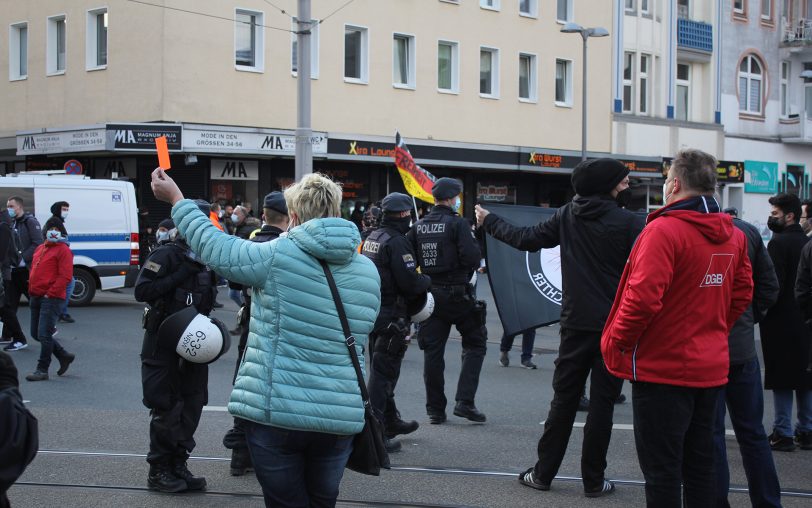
677, 18, 713, 53
783, 17, 812, 44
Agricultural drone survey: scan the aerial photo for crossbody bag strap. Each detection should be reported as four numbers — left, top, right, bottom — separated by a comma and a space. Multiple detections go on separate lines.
319, 259, 371, 406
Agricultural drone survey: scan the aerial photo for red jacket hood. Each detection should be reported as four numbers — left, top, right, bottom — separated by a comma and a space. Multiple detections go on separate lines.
647, 198, 734, 245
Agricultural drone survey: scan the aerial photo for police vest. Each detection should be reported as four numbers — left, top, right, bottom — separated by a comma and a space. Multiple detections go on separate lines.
412, 213, 466, 284
361, 228, 398, 307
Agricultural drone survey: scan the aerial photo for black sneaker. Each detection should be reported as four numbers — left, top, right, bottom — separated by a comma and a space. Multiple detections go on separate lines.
498, 352, 509, 367
384, 437, 402, 453
25, 370, 49, 382
147, 463, 187, 493
769, 431, 796, 452
385, 418, 419, 439
59, 314, 75, 323
585, 480, 616, 498
57, 352, 75, 376
230, 448, 253, 476
172, 461, 206, 491
521, 359, 538, 369
428, 411, 447, 425
577, 396, 590, 412
453, 402, 486, 423
518, 467, 550, 491
4, 341, 28, 352
796, 431, 812, 450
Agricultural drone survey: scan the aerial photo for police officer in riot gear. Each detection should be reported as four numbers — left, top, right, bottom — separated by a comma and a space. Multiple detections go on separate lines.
135, 200, 216, 493
222, 192, 288, 476
407, 178, 487, 424
362, 193, 431, 452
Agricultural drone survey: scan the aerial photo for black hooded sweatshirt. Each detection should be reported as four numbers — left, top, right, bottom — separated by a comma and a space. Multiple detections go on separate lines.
482, 195, 645, 332
43, 201, 69, 238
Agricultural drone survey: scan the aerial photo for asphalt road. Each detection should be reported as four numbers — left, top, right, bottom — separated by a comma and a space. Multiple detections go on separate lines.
4, 278, 812, 507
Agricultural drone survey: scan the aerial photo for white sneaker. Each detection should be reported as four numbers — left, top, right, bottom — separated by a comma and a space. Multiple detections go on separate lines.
4, 341, 28, 351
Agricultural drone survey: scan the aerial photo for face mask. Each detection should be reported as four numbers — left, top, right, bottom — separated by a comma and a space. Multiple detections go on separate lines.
61, 211, 69, 220
156, 231, 169, 242
615, 188, 632, 208
767, 216, 786, 233
662, 181, 674, 206
231, 214, 240, 224
451, 196, 461, 213
7, 208, 16, 218
46, 230, 61, 243
218, 210, 225, 218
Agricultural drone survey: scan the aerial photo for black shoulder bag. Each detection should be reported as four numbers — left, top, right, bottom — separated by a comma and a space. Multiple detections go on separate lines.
319, 259, 390, 476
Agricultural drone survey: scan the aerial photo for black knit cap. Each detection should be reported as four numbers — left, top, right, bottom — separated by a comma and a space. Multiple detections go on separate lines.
570, 158, 630, 196
381, 192, 413, 213
263, 191, 288, 215
431, 177, 463, 200
158, 218, 175, 230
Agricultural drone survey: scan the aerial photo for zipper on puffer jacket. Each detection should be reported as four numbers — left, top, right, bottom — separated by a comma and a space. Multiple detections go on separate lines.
632, 344, 639, 381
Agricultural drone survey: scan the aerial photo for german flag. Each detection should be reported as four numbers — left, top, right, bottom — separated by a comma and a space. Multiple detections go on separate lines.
394, 132, 435, 204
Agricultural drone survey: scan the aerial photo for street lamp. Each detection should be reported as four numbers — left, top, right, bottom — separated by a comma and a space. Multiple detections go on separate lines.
560, 23, 609, 162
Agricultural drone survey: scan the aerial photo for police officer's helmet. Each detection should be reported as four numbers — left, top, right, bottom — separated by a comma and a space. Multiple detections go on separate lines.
407, 292, 435, 323
158, 306, 231, 364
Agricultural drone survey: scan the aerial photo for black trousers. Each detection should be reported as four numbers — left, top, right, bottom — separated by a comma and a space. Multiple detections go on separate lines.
0, 280, 26, 342
141, 351, 208, 465
367, 330, 407, 424
633, 381, 720, 508
418, 286, 487, 414
7, 268, 28, 310
533, 327, 623, 491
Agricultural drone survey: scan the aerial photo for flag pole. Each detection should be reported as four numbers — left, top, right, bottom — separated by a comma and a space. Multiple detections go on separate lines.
412, 195, 419, 218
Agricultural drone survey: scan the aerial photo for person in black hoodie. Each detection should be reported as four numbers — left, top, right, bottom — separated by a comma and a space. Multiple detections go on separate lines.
475, 158, 645, 498
0, 351, 39, 508
0, 211, 28, 351
222, 192, 288, 477
43, 202, 75, 324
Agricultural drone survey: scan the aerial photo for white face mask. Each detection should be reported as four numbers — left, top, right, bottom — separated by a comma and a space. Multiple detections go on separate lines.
452, 196, 461, 213
156, 230, 169, 242
46, 230, 62, 242
61, 211, 69, 220
218, 210, 225, 218
663, 181, 674, 206
231, 213, 240, 224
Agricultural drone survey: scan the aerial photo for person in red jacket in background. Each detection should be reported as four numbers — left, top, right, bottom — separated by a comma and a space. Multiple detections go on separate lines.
601, 149, 753, 508
23, 225, 75, 382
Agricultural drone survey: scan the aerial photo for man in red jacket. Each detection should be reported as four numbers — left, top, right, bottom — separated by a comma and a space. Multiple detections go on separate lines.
601, 149, 753, 508
24, 225, 75, 382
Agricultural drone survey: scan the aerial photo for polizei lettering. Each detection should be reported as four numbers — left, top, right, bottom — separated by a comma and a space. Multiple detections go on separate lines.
416, 223, 446, 234
362, 241, 380, 255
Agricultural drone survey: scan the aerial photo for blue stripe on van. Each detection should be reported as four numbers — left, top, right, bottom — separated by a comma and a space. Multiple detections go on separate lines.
69, 233, 131, 242
71, 249, 130, 263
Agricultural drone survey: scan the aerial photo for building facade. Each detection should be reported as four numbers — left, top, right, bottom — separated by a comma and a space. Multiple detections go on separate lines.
1, 0, 664, 227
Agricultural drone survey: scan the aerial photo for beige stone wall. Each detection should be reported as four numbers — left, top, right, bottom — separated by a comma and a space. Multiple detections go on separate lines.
2, 0, 614, 153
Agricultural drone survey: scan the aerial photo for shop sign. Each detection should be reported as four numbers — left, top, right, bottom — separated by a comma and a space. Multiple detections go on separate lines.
526, 151, 582, 169
210, 160, 259, 181
97, 158, 136, 178
108, 124, 182, 151
662, 158, 744, 183
17, 128, 106, 155
184, 128, 327, 155
618, 158, 662, 174
744, 160, 778, 194
476, 183, 516, 203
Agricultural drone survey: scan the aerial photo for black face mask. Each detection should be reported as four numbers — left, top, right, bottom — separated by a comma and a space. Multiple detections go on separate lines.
385, 215, 412, 234
615, 188, 633, 208
767, 216, 786, 233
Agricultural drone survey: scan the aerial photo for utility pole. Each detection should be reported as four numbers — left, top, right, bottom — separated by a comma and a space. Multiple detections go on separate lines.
295, 0, 313, 181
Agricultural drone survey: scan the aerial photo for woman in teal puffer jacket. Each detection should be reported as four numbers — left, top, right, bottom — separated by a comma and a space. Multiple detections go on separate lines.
150, 169, 381, 507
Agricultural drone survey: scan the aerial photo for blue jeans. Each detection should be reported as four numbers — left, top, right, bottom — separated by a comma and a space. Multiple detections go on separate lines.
500, 329, 536, 362
713, 358, 781, 508
61, 277, 75, 315
773, 388, 812, 437
244, 421, 353, 508
29, 296, 67, 373
228, 288, 244, 307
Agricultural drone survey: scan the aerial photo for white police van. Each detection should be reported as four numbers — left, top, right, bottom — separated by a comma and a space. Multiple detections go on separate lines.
0, 173, 140, 305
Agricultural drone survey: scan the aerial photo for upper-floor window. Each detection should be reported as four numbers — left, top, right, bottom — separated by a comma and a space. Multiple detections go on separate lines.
344, 25, 369, 83
639, 54, 650, 114
677, 0, 690, 18
733, 0, 745, 13
437, 40, 459, 93
519, 0, 538, 17
676, 62, 690, 120
739, 54, 764, 114
557, 0, 573, 22
781, 61, 790, 117
481, 0, 500, 10
291, 17, 319, 78
555, 58, 573, 105
761, 0, 772, 20
480, 47, 500, 98
519, 52, 537, 101
47, 15, 67, 75
235, 9, 264, 71
623, 52, 635, 112
641, 0, 650, 14
393, 33, 416, 88
9, 22, 28, 80
625, 0, 636, 12
86, 8, 107, 70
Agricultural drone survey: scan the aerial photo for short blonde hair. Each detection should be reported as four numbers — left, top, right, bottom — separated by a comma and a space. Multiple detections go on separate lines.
284, 173, 342, 223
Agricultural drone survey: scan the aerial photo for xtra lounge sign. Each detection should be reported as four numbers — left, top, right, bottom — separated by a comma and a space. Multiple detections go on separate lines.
108, 124, 182, 151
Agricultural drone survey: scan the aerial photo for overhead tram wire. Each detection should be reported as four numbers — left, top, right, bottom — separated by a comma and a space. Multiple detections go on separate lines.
262, 0, 294, 19
126, 0, 294, 33
319, 0, 358, 24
